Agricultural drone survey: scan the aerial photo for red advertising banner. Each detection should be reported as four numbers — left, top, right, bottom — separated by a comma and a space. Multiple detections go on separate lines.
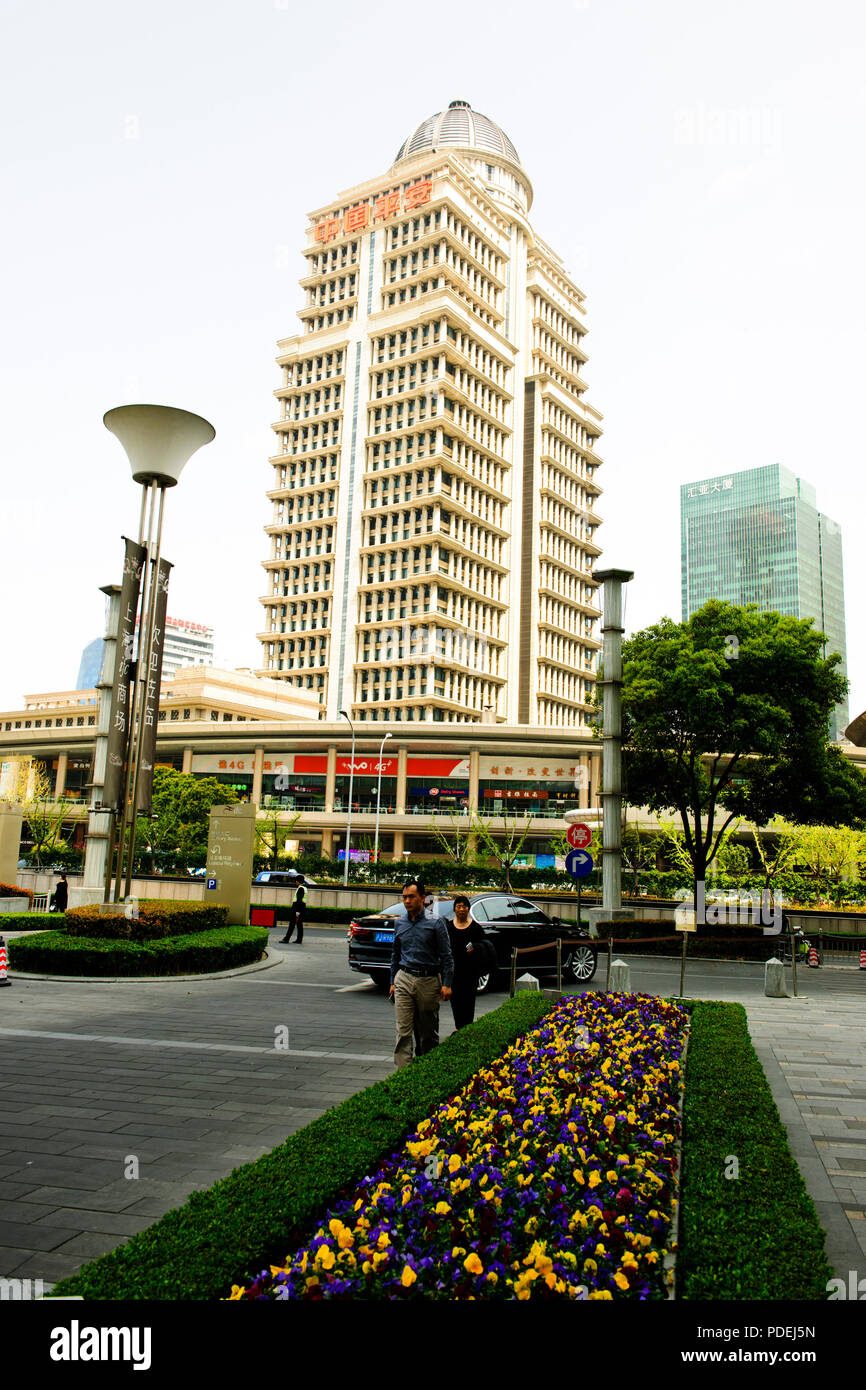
407, 757, 469, 778
483, 788, 549, 801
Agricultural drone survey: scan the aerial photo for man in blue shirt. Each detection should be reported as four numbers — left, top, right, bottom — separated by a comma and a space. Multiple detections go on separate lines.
389, 879, 453, 1068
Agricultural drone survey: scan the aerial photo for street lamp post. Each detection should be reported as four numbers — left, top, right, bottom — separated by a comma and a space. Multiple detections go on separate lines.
373, 731, 393, 869
102, 405, 215, 901
339, 710, 355, 887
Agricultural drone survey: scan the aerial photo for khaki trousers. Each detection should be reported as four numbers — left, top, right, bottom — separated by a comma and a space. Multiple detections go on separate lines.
393, 970, 441, 1068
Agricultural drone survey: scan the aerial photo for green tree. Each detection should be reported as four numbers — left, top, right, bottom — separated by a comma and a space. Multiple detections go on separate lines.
255, 806, 301, 867
620, 826, 657, 895
794, 824, 865, 907
619, 600, 864, 914
750, 818, 801, 907
137, 768, 239, 868
428, 809, 474, 866
469, 810, 533, 892
1, 758, 72, 867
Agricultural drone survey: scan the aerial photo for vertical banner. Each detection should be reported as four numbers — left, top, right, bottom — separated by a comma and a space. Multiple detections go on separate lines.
102, 538, 146, 810
137, 557, 172, 814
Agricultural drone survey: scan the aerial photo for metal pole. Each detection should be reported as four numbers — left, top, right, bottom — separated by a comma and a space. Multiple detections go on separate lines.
114, 481, 157, 900
340, 711, 355, 887
679, 931, 688, 998
373, 731, 392, 871
595, 569, 633, 914
556, 937, 562, 992
790, 920, 799, 998
125, 484, 167, 899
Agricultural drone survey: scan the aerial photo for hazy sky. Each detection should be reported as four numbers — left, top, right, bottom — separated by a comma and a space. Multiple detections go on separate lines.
2, 0, 864, 719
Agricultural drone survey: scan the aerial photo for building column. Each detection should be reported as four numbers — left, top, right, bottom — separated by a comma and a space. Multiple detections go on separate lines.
396, 745, 407, 814
54, 753, 68, 799
468, 748, 479, 813
321, 828, 334, 858
579, 753, 591, 810
325, 744, 337, 813
251, 745, 264, 806
590, 749, 602, 809
392, 830, 405, 862
182, 747, 193, 774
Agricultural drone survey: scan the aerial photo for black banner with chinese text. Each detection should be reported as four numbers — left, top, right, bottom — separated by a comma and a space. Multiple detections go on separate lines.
102, 538, 146, 811
136, 556, 172, 814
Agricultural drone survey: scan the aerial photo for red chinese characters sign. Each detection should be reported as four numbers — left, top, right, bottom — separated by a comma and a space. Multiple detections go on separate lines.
314, 180, 432, 243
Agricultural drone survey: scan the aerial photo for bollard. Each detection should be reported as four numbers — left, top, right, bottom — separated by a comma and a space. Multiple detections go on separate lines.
608, 958, 631, 992
515, 973, 540, 992
859, 949, 866, 971
0, 935, 10, 987
764, 957, 788, 998
808, 943, 820, 969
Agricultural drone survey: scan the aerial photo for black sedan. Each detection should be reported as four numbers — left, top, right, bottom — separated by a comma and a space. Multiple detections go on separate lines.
346, 893, 597, 992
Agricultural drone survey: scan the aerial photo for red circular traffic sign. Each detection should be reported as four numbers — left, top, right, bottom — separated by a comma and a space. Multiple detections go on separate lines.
566, 823, 592, 849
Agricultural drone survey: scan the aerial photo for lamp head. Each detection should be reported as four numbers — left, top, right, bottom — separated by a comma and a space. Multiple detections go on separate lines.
104, 404, 215, 488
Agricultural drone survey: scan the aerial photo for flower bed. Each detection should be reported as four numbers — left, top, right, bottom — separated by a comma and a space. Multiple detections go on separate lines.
229, 992, 688, 1301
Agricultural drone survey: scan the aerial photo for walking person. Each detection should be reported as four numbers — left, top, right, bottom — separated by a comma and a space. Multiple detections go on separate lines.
50, 872, 68, 914
280, 882, 307, 944
446, 895, 487, 1029
389, 879, 453, 1068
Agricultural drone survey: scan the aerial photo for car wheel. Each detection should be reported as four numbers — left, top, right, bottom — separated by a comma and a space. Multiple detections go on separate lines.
564, 946, 597, 983
368, 972, 390, 991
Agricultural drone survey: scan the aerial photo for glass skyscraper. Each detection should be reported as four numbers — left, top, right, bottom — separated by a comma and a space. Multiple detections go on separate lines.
681, 463, 848, 738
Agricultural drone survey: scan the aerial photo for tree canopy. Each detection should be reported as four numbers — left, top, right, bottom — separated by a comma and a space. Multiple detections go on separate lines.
136, 768, 239, 865
620, 600, 865, 893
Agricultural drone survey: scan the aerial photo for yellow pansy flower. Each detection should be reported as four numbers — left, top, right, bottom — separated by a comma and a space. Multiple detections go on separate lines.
464, 1253, 483, 1276
401, 1265, 417, 1287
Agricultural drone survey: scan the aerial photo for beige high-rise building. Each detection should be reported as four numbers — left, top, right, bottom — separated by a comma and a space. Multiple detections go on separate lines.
257, 100, 603, 725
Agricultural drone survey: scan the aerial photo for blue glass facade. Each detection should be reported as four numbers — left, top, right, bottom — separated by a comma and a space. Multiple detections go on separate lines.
681, 464, 848, 739
76, 637, 105, 691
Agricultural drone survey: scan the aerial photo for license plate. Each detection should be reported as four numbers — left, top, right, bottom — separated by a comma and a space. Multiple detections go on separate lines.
374, 931, 394, 943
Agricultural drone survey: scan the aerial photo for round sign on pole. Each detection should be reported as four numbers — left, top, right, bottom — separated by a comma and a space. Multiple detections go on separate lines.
565, 849, 594, 879
566, 823, 592, 849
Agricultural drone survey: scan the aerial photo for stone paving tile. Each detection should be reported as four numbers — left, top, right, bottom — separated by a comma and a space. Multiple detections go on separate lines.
0, 1221, 79, 1252
31, 1209, 156, 1237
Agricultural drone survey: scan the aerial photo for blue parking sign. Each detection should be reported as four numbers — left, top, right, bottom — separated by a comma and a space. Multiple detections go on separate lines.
206, 877, 217, 890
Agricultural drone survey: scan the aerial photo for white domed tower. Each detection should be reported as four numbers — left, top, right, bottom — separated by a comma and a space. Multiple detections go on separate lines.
258, 100, 603, 739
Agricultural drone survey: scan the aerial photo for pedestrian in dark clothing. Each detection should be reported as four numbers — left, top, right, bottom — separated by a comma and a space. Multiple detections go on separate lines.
51, 873, 68, 913
280, 883, 306, 943
446, 895, 486, 1029
390, 880, 453, 1068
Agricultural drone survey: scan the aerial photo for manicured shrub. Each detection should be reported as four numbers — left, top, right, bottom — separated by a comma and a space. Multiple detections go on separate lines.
49, 994, 552, 1301
0, 913, 62, 932
8, 924, 266, 977
678, 1001, 832, 1300
0, 881, 33, 901
65, 900, 229, 940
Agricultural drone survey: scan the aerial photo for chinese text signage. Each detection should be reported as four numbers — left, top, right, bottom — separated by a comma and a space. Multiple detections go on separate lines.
313, 180, 433, 243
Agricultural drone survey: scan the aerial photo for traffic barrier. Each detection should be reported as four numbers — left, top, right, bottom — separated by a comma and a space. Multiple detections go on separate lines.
860, 949, 866, 970
808, 943, 820, 968
0, 934, 10, 987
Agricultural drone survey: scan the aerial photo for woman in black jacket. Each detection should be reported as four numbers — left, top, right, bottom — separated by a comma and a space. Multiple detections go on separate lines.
446, 895, 486, 1029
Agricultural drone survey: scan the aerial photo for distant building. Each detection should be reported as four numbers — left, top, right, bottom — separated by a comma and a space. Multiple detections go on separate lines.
160, 618, 214, 680
681, 463, 848, 738
258, 98, 604, 726
76, 638, 104, 691
75, 616, 215, 691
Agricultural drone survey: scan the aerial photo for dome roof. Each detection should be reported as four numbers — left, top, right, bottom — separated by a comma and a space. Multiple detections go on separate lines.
394, 99, 522, 169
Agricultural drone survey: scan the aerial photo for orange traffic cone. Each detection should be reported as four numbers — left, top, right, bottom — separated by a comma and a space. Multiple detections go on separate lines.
0, 935, 10, 987
859, 949, 866, 970
808, 942, 820, 968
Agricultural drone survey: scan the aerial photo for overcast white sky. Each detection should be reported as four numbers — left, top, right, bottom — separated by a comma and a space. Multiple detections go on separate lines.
2, 0, 864, 719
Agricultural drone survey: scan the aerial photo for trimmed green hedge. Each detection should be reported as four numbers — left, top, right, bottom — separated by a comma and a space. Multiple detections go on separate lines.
66, 901, 230, 941
0, 913, 63, 932
8, 924, 267, 977
679, 1001, 832, 1299
49, 994, 552, 1301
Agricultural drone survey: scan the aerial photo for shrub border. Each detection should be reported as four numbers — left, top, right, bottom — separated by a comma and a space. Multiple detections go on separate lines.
8, 924, 267, 978
678, 1000, 832, 1300
47, 995, 832, 1301
50, 994, 552, 1301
